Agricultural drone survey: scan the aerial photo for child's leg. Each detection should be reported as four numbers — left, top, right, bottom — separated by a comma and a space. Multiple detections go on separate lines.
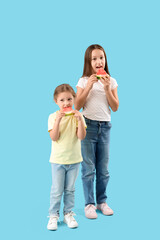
63, 163, 80, 214
49, 163, 65, 216
96, 122, 111, 204
81, 120, 98, 206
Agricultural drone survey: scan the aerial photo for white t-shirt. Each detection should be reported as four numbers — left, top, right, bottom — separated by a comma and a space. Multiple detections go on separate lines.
76, 77, 118, 121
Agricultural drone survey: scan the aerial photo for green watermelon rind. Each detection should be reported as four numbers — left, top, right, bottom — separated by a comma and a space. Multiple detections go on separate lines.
97, 75, 101, 79
65, 112, 74, 116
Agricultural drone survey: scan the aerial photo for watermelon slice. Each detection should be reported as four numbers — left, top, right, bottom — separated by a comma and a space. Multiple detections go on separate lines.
63, 107, 74, 116
96, 68, 107, 79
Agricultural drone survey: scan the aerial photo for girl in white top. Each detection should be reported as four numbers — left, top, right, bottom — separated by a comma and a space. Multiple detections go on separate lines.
75, 44, 119, 219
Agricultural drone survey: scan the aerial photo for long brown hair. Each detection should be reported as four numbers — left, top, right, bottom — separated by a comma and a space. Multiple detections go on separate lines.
82, 44, 110, 77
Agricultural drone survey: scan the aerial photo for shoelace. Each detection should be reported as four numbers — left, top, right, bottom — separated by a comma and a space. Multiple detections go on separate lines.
86, 204, 97, 213
100, 203, 110, 210
65, 212, 76, 223
47, 216, 60, 224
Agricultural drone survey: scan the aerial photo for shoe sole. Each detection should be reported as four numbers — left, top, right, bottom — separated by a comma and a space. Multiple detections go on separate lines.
85, 213, 98, 219
97, 207, 114, 216
63, 220, 78, 228
85, 216, 97, 219
47, 227, 57, 231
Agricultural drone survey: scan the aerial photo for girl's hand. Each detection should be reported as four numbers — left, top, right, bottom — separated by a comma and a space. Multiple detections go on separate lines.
72, 110, 82, 121
86, 74, 98, 90
56, 110, 65, 121
101, 74, 111, 91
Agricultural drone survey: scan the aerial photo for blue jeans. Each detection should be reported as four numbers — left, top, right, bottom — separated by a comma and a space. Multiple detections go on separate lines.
81, 117, 112, 206
49, 163, 80, 216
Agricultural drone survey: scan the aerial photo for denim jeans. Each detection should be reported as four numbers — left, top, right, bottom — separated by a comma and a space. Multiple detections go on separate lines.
49, 163, 80, 216
81, 117, 112, 206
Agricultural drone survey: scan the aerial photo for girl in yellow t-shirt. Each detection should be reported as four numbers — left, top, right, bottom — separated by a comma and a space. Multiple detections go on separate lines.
47, 84, 86, 231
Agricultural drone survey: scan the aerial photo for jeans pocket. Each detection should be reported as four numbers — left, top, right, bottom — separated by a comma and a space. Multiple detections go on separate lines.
105, 122, 112, 128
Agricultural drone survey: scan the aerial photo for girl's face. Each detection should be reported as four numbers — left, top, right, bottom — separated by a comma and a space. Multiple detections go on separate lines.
55, 91, 74, 110
91, 49, 105, 74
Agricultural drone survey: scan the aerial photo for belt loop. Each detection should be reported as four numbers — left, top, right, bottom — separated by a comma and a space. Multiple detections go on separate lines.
98, 122, 101, 134
84, 116, 90, 124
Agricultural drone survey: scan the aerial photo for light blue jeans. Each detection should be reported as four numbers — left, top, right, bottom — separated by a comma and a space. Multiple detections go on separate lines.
81, 117, 112, 206
49, 163, 80, 216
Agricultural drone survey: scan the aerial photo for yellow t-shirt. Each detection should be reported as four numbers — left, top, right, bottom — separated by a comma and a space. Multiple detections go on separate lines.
48, 111, 86, 164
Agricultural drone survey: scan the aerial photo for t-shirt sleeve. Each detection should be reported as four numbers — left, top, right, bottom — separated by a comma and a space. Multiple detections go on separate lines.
76, 78, 85, 89
110, 77, 118, 90
48, 113, 56, 132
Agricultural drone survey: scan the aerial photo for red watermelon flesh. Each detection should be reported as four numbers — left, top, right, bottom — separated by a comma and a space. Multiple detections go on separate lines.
96, 69, 107, 79
63, 107, 73, 116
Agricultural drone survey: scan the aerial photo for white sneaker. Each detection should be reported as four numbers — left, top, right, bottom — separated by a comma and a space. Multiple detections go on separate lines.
47, 216, 59, 230
63, 212, 78, 228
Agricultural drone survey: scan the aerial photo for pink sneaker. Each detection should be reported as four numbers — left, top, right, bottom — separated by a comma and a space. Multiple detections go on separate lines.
97, 203, 114, 216
85, 204, 97, 219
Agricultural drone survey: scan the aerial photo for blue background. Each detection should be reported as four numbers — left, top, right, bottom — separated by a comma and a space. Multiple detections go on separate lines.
1, 0, 160, 239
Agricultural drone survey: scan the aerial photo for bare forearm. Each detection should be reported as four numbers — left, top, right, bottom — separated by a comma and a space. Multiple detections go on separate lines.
77, 120, 86, 140
49, 120, 61, 141
105, 89, 119, 112
75, 87, 91, 110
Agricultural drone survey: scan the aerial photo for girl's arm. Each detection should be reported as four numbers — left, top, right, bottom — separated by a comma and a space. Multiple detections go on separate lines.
101, 75, 119, 112
105, 87, 119, 112
73, 110, 86, 140
49, 112, 65, 141
74, 87, 89, 110
75, 75, 97, 110
77, 119, 86, 140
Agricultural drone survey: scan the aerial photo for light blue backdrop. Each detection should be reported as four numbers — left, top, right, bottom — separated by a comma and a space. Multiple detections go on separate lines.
1, 0, 160, 239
